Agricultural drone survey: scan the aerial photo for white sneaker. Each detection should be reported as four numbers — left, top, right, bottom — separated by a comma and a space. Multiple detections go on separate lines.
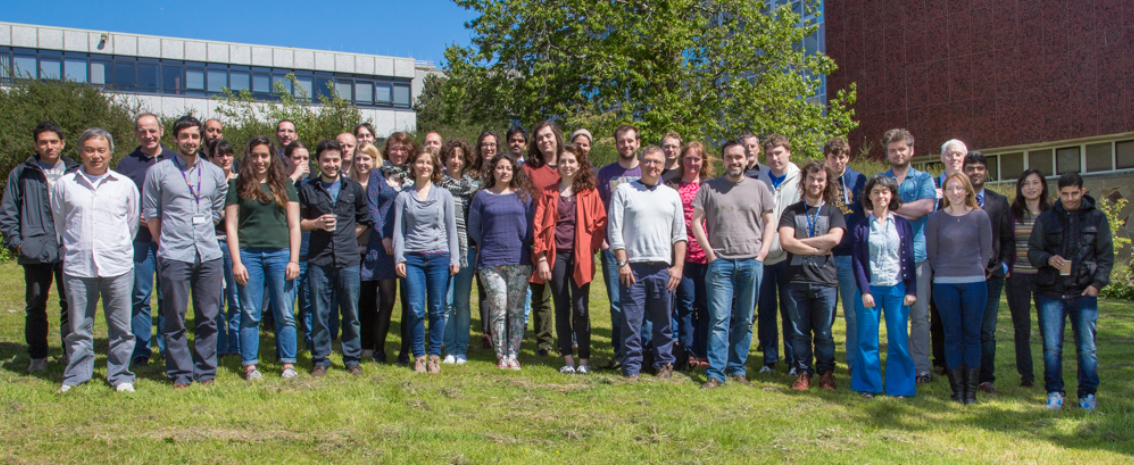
116, 383, 135, 393
28, 358, 48, 373
508, 356, 522, 370
442, 355, 457, 364
757, 365, 774, 374
1046, 392, 1064, 410
455, 355, 468, 365
280, 368, 298, 379
57, 384, 72, 393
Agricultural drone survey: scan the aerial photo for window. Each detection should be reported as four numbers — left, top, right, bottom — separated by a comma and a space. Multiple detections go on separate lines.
1056, 146, 1081, 174
13, 55, 37, 78
999, 152, 1024, 181
90, 60, 109, 85
253, 73, 271, 94
229, 71, 250, 92
334, 78, 352, 101
294, 75, 313, 97
114, 61, 136, 90
64, 58, 87, 82
393, 83, 411, 107
0, 54, 9, 80
137, 63, 159, 90
207, 68, 226, 93
355, 81, 373, 104
272, 74, 293, 95
1116, 140, 1134, 170
986, 155, 999, 181
186, 68, 205, 91
1084, 142, 1113, 172
162, 65, 183, 93
375, 83, 392, 104
1028, 149, 1053, 177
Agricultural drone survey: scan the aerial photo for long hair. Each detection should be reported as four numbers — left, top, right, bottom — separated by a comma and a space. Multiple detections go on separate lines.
383, 132, 417, 166
237, 135, 290, 208
941, 172, 978, 209
525, 121, 563, 169
670, 141, 717, 181
1010, 168, 1052, 223
797, 160, 840, 204
441, 138, 473, 177
472, 130, 499, 175
351, 143, 380, 181
408, 146, 444, 184
482, 153, 532, 202
560, 144, 596, 193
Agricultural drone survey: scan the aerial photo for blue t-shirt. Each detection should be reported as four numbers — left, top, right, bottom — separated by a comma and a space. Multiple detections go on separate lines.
831, 166, 867, 256
321, 179, 342, 206
882, 166, 936, 262
770, 172, 787, 189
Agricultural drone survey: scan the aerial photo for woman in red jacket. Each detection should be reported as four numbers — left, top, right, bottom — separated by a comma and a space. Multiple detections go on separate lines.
532, 144, 607, 375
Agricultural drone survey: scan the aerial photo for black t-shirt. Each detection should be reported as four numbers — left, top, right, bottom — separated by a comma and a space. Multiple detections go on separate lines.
777, 201, 847, 285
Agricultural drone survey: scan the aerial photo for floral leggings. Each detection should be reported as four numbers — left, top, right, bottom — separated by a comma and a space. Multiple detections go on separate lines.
478, 265, 533, 360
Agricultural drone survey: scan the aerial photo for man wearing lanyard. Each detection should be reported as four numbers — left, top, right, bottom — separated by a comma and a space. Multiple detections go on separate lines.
823, 138, 867, 374
778, 161, 847, 391
142, 116, 228, 388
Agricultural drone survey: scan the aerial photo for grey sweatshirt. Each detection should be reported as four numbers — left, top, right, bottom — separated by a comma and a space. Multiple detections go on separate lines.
925, 208, 992, 283
392, 183, 460, 267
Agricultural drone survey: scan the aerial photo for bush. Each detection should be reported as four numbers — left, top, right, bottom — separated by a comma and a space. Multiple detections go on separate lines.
1098, 197, 1132, 300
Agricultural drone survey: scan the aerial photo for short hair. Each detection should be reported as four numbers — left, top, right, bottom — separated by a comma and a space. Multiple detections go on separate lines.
441, 138, 473, 176
284, 140, 309, 159
941, 172, 978, 209
720, 139, 749, 159
963, 151, 988, 169
315, 139, 343, 160
208, 139, 235, 158
661, 132, 682, 145
640, 145, 664, 160
862, 174, 902, 211
941, 138, 967, 155
739, 132, 759, 142
798, 160, 840, 203
822, 137, 850, 156
762, 134, 790, 153
882, 128, 915, 148
204, 118, 223, 127
134, 113, 162, 130
32, 121, 64, 141
614, 124, 639, 141
383, 132, 418, 164
505, 125, 528, 141
355, 122, 376, 139
276, 119, 296, 132
1057, 172, 1084, 190
409, 146, 444, 183
172, 116, 203, 138
77, 127, 115, 153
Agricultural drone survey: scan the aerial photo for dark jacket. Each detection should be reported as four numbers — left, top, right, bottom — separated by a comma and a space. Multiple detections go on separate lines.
0, 155, 81, 264
980, 189, 1016, 278
298, 176, 372, 268
1028, 195, 1114, 299
851, 214, 917, 298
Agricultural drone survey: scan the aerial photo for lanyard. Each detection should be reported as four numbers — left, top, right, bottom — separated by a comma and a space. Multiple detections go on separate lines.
174, 156, 202, 206
806, 201, 823, 238
839, 173, 849, 207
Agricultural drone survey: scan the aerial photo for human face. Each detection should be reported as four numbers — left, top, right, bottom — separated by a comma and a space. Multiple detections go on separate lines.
175, 126, 202, 158
681, 148, 704, 180
425, 132, 443, 152
964, 161, 988, 191
249, 144, 273, 178
337, 134, 357, 160
356, 128, 375, 146
445, 148, 466, 176
615, 129, 640, 160
743, 136, 760, 167
639, 150, 665, 183
480, 135, 498, 159
571, 135, 591, 156
941, 142, 966, 174
210, 150, 234, 173
287, 148, 310, 176
412, 152, 434, 181
1058, 185, 1086, 211
944, 177, 968, 208
387, 141, 409, 165
825, 150, 850, 176
508, 132, 527, 156
886, 140, 913, 169
34, 131, 65, 163
134, 115, 163, 152
722, 145, 747, 178
354, 153, 374, 176
804, 168, 829, 202
662, 137, 681, 164
535, 126, 557, 160
205, 119, 224, 142
79, 136, 111, 175
318, 149, 342, 180
869, 184, 892, 212
276, 122, 298, 146
1020, 173, 1044, 201
765, 145, 791, 174
493, 159, 514, 187
558, 152, 580, 179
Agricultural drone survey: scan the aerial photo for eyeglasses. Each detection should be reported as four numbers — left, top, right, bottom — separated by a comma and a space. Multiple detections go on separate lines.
480, 142, 498, 148
641, 159, 665, 167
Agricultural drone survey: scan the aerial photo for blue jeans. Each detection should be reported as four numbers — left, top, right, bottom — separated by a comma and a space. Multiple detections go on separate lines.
444, 246, 476, 357
785, 283, 838, 376
675, 262, 709, 359
308, 264, 362, 367
758, 261, 793, 367
619, 263, 676, 376
404, 253, 451, 358
978, 276, 1005, 384
833, 255, 857, 370
932, 281, 987, 370
705, 258, 762, 383
1037, 295, 1099, 399
130, 241, 165, 361
237, 248, 297, 366
851, 283, 916, 396
601, 250, 624, 357
217, 240, 242, 356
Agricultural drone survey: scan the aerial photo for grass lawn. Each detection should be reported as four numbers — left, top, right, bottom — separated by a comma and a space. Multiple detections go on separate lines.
0, 262, 1132, 464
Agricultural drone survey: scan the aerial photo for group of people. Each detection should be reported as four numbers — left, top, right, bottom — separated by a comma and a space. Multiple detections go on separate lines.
1, 117, 1112, 412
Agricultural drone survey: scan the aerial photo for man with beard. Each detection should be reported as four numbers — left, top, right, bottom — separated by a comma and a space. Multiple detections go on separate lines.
596, 124, 643, 369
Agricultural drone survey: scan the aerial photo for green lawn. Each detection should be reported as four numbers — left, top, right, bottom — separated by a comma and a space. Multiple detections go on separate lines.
0, 263, 1131, 464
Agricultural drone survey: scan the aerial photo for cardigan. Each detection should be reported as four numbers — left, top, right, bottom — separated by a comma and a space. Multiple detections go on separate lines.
531, 185, 607, 285
851, 214, 917, 298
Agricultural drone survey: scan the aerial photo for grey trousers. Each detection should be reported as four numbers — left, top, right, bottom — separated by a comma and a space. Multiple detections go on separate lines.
159, 257, 223, 385
908, 260, 932, 374
62, 271, 136, 387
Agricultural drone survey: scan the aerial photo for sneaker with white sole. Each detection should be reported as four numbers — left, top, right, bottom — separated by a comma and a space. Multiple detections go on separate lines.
1046, 392, 1064, 410
1078, 394, 1097, 412
28, 358, 48, 373
508, 356, 522, 370
245, 369, 263, 381
442, 355, 457, 364
576, 365, 591, 375
455, 355, 468, 365
116, 383, 135, 393
281, 367, 298, 379
57, 384, 72, 393
560, 365, 576, 375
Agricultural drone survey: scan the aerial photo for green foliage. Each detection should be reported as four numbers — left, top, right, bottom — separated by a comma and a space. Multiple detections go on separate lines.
1098, 197, 1132, 300
432, 0, 857, 161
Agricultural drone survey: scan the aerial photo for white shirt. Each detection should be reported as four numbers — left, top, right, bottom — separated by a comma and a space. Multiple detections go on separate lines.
607, 180, 686, 264
51, 168, 139, 278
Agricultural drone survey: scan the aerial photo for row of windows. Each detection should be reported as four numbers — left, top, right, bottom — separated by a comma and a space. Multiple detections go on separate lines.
917, 139, 1134, 182
0, 47, 413, 109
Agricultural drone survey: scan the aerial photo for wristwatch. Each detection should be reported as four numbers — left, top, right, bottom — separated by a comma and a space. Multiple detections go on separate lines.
617, 259, 629, 267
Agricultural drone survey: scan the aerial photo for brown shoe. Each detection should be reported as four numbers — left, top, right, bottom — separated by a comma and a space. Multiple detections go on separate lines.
173, 383, 190, 389
311, 365, 328, 378
730, 375, 753, 387
818, 371, 836, 391
978, 382, 1000, 396
701, 378, 723, 390
427, 355, 441, 374
792, 373, 812, 391
200, 379, 215, 386
657, 363, 674, 379
626, 374, 641, 382
414, 356, 427, 373
347, 365, 364, 376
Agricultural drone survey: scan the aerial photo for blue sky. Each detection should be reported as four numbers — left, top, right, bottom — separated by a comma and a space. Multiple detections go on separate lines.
2, 0, 477, 66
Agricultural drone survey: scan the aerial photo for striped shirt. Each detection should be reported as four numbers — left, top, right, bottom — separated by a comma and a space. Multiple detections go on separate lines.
1013, 213, 1039, 274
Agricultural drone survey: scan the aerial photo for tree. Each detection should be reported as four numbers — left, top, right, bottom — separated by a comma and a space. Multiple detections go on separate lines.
438, 0, 857, 159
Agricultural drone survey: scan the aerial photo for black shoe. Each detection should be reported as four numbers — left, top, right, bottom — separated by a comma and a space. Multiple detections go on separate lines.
601, 358, 622, 370
132, 357, 149, 367
396, 353, 411, 367
372, 351, 389, 365
946, 367, 964, 403
537, 348, 550, 357
964, 367, 980, 405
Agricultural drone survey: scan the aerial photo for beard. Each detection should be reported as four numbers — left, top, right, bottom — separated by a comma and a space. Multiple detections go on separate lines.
618, 151, 636, 161
727, 166, 744, 177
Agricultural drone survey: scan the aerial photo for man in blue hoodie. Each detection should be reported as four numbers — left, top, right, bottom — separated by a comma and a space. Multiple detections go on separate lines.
822, 137, 867, 374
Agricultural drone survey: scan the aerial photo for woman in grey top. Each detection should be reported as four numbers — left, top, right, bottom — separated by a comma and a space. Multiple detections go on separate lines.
926, 172, 992, 405
393, 146, 459, 374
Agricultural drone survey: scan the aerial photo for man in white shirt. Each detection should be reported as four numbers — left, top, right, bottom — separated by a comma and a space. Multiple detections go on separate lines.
52, 128, 140, 393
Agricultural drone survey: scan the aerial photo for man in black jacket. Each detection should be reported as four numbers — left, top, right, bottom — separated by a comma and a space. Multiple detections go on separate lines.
0, 122, 80, 373
1028, 173, 1113, 412
964, 152, 1016, 394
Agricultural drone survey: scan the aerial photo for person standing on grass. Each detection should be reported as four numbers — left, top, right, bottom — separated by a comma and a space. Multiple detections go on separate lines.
394, 147, 460, 374
353, 143, 381, 360
926, 173, 992, 405
299, 139, 372, 377
470, 130, 500, 349
665, 142, 716, 370
608, 145, 686, 382
1028, 173, 1112, 412
532, 145, 607, 375
0, 121, 77, 373
1005, 169, 1051, 389
930, 139, 970, 377
225, 136, 301, 381
142, 116, 227, 388
570, 129, 593, 158
469, 154, 535, 370
208, 139, 241, 358
355, 123, 378, 148
822, 137, 867, 375
423, 132, 444, 154
741, 133, 768, 177
850, 175, 918, 399
523, 121, 563, 357
506, 126, 528, 162
595, 124, 643, 370
692, 140, 774, 390
275, 120, 299, 158
53, 128, 137, 393
660, 132, 682, 180
439, 139, 481, 365
284, 141, 317, 352
337, 133, 359, 177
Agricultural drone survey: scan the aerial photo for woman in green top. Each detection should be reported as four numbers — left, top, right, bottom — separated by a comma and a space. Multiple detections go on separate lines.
224, 135, 301, 380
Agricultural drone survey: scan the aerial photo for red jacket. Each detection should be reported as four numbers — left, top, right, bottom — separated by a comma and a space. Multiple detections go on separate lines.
531, 185, 607, 285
